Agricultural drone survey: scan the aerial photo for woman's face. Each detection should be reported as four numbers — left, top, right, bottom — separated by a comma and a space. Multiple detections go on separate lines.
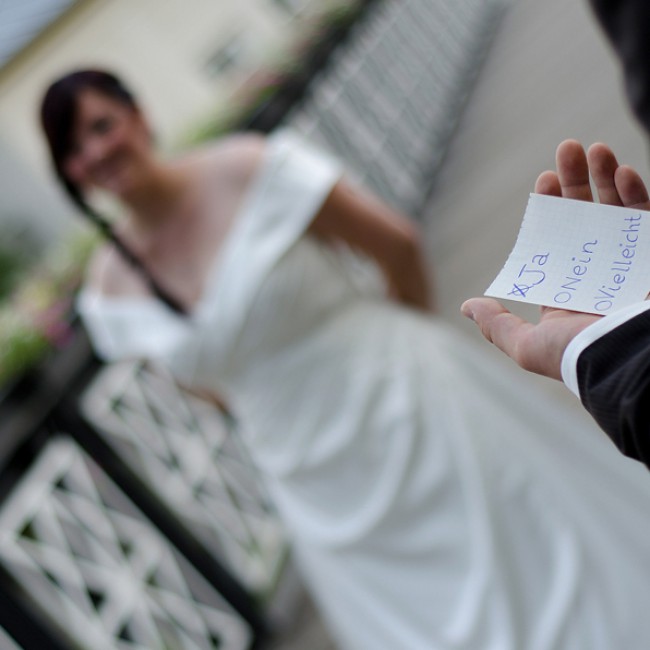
63, 88, 152, 197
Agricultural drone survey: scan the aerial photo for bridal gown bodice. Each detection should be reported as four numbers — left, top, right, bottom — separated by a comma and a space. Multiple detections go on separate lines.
78, 132, 650, 650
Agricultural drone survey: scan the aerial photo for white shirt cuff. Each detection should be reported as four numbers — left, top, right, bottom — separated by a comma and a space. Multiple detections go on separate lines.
561, 301, 650, 398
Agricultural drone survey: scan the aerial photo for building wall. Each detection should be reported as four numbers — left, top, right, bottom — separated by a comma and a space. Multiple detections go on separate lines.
0, 0, 329, 239
0, 136, 76, 243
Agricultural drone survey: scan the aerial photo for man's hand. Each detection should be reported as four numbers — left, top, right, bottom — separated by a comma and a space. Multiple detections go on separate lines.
461, 140, 650, 380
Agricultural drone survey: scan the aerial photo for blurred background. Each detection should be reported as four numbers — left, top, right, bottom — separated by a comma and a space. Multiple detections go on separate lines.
0, 0, 333, 238
0, 0, 649, 648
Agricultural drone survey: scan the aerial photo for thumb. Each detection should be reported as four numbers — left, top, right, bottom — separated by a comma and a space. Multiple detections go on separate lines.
461, 297, 534, 365
461, 298, 514, 339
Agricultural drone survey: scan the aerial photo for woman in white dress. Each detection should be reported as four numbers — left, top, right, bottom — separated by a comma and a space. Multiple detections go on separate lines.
41, 69, 650, 650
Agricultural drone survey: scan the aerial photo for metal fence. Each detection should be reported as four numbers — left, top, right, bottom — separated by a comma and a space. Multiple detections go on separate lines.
287, 0, 509, 215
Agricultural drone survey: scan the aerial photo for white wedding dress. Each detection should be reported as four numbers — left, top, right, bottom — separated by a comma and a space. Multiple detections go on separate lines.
79, 132, 650, 650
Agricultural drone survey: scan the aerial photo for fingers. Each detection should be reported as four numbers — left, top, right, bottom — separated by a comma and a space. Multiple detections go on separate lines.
556, 140, 650, 212
578, 142, 650, 211
587, 143, 622, 206
555, 139, 593, 201
614, 165, 650, 210
535, 170, 562, 196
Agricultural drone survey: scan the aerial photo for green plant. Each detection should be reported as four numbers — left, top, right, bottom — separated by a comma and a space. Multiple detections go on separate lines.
0, 219, 43, 300
0, 312, 50, 386
0, 230, 99, 387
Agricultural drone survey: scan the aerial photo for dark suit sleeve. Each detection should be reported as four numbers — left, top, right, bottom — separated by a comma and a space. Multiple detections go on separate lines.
588, 0, 650, 134
579, 0, 650, 468
577, 310, 650, 468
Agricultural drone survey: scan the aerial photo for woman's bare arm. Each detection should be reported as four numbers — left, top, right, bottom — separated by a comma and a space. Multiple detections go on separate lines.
308, 180, 435, 312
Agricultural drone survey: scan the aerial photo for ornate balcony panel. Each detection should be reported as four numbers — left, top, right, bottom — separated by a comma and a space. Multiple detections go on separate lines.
80, 361, 289, 602
0, 437, 252, 650
0, 626, 21, 650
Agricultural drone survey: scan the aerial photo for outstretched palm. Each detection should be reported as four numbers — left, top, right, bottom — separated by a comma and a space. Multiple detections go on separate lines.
462, 140, 650, 380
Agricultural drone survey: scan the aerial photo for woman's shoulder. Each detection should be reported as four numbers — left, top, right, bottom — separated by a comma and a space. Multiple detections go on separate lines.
185, 132, 268, 182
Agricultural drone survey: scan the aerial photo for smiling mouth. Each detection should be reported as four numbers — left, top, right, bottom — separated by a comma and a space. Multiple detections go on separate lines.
93, 157, 128, 185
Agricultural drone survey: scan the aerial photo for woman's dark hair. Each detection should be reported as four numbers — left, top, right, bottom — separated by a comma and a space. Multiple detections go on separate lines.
40, 69, 187, 314
41, 69, 137, 208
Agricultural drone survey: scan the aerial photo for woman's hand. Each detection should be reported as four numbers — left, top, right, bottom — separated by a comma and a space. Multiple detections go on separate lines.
461, 139, 650, 380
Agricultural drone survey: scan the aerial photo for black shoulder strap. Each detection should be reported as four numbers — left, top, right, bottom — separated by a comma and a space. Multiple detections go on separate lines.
81, 203, 189, 316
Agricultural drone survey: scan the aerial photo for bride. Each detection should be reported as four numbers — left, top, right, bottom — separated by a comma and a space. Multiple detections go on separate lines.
41, 68, 650, 649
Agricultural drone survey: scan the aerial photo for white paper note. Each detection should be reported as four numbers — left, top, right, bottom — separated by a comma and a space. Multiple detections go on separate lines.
485, 193, 650, 314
